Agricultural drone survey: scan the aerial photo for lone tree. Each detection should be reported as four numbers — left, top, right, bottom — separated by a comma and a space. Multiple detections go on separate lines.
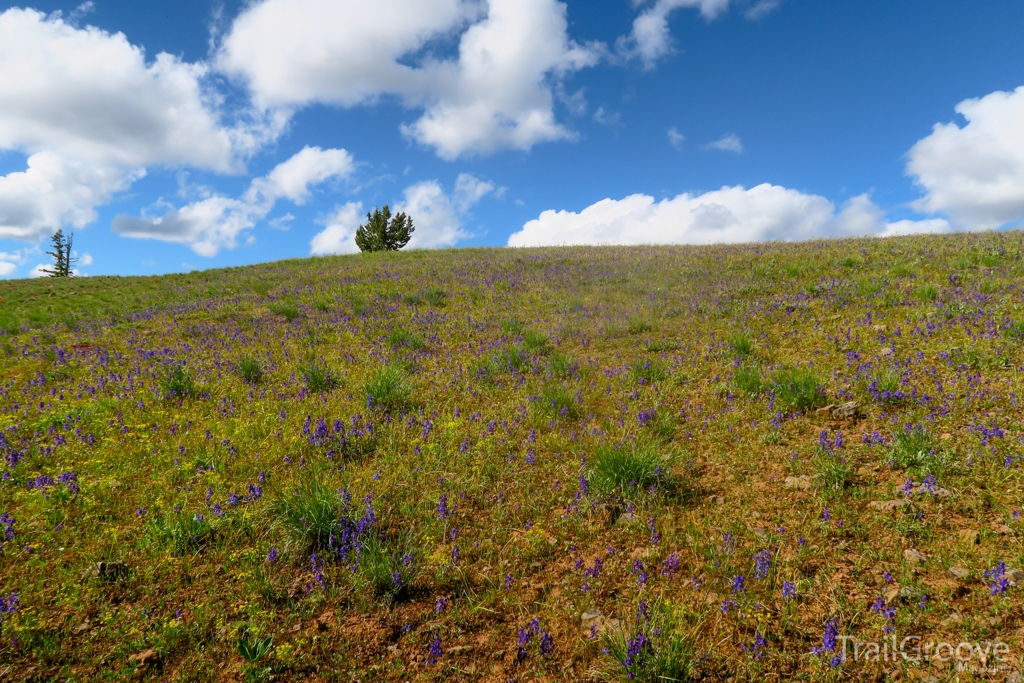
354, 205, 414, 253
41, 229, 77, 277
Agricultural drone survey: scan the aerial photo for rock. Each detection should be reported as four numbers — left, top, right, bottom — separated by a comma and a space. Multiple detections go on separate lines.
948, 566, 970, 580
884, 586, 900, 603
446, 646, 474, 656
128, 649, 158, 667
959, 529, 980, 546
1006, 568, 1024, 586
904, 548, 927, 564
581, 610, 620, 637
386, 645, 401, 656
869, 499, 909, 512
750, 526, 768, 538
708, 495, 725, 505
995, 524, 1014, 535
629, 547, 652, 559
873, 324, 887, 332
1006, 670, 1021, 683
940, 433, 953, 441
880, 348, 894, 357
784, 475, 813, 491
86, 561, 129, 581
830, 401, 861, 420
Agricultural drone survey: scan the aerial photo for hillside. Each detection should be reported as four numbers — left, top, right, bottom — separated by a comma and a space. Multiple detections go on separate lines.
1, 233, 1023, 682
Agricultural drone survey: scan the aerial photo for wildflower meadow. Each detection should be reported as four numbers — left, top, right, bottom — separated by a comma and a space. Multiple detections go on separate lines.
0, 232, 1022, 681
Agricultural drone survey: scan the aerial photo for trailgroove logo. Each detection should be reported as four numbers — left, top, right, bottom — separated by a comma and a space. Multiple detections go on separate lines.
839, 635, 1013, 670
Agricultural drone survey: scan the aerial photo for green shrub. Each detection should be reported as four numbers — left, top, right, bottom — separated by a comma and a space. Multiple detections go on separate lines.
364, 365, 413, 413
423, 288, 447, 307
388, 327, 426, 351
814, 453, 854, 491
857, 278, 882, 298
161, 363, 197, 399
275, 477, 344, 551
236, 357, 265, 385
729, 332, 754, 357
734, 363, 764, 395
356, 533, 419, 602
548, 353, 577, 379
522, 330, 551, 355
887, 426, 941, 474
913, 284, 939, 301
589, 443, 670, 497
631, 359, 667, 384
300, 359, 339, 393
270, 301, 300, 321
626, 316, 655, 335
604, 601, 697, 682
538, 384, 580, 419
502, 318, 526, 336
1004, 319, 1024, 341
143, 510, 216, 555
493, 345, 528, 374
771, 366, 827, 412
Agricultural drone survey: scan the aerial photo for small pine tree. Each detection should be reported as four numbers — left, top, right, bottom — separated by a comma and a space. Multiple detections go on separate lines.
354, 206, 414, 253
41, 230, 77, 277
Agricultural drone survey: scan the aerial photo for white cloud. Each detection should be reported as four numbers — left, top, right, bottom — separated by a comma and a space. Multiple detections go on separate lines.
704, 133, 743, 153
0, 152, 141, 240
593, 107, 621, 126
309, 202, 364, 256
508, 184, 949, 247
29, 263, 49, 278
745, 0, 780, 21
667, 126, 686, 150
77, 252, 93, 266
113, 146, 353, 256
218, 0, 602, 159
907, 85, 1024, 230
0, 257, 15, 276
309, 173, 493, 254
0, 8, 276, 243
619, 0, 731, 67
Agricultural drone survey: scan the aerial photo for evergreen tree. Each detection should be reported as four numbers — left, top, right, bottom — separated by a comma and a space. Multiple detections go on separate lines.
41, 230, 77, 277
354, 206, 414, 253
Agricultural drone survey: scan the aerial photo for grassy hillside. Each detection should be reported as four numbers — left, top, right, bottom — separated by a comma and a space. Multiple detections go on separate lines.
1, 233, 1023, 682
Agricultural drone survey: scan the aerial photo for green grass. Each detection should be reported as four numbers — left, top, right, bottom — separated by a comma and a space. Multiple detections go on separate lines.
364, 365, 413, 413
771, 366, 827, 412
275, 476, 345, 551
589, 442, 671, 497
236, 357, 266, 385
299, 359, 339, 393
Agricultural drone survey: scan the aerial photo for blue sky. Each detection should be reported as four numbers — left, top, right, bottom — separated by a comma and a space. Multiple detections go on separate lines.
1, 0, 1023, 277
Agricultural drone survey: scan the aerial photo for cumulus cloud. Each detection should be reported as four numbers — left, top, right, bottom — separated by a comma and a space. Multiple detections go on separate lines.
114, 146, 353, 256
0, 8, 275, 243
619, 0, 731, 67
508, 184, 950, 247
704, 133, 743, 153
745, 0, 781, 21
907, 85, 1024, 230
218, 0, 602, 159
309, 173, 493, 255
309, 202, 364, 256
0, 261, 15, 276
667, 127, 686, 150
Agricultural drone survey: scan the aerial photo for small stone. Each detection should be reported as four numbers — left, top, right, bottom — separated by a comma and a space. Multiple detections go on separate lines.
995, 524, 1014, 535
446, 646, 474, 655
87, 561, 129, 581
629, 547, 652, 559
948, 566, 970, 580
830, 401, 861, 420
709, 495, 725, 505
581, 610, 620, 636
884, 586, 900, 603
1006, 670, 1021, 683
750, 526, 768, 538
904, 548, 927, 564
940, 433, 953, 441
128, 649, 158, 667
784, 475, 812, 491
873, 324, 887, 332
880, 347, 894, 357
386, 645, 401, 656
959, 529, 980, 546
1006, 568, 1024, 586
870, 499, 909, 512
